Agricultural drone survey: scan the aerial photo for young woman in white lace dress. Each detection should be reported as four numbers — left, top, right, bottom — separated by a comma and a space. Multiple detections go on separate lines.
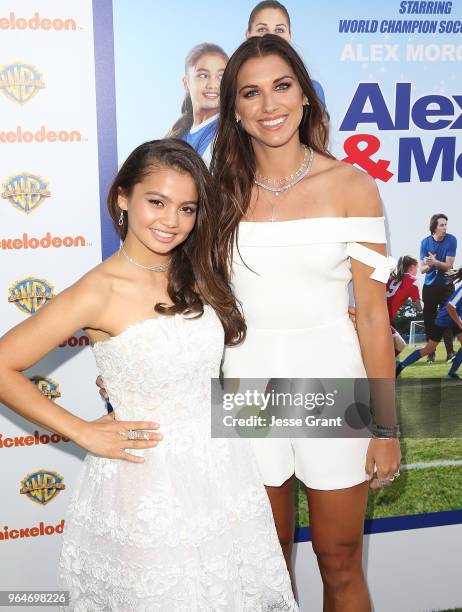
0, 140, 297, 611
209, 35, 402, 611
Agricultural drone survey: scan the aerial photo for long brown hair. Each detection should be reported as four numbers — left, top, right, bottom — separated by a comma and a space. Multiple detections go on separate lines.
167, 43, 229, 139
210, 34, 333, 268
391, 256, 418, 283
107, 139, 245, 346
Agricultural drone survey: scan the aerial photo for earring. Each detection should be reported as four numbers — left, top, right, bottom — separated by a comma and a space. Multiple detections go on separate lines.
118, 211, 124, 226
235, 116, 240, 123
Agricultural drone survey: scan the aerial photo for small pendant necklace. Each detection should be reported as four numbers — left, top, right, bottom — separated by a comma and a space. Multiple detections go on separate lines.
119, 244, 170, 272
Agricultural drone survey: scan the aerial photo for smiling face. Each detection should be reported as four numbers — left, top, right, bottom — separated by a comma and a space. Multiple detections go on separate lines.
118, 166, 198, 258
235, 53, 306, 149
246, 8, 291, 41
184, 53, 227, 116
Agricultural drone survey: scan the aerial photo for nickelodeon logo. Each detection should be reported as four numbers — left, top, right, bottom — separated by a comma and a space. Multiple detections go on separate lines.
1, 232, 88, 250
20, 469, 65, 505
0, 62, 44, 105
0, 125, 82, 144
0, 430, 70, 449
8, 277, 55, 316
0, 520, 65, 541
2, 173, 50, 214
0, 12, 77, 31
59, 334, 90, 348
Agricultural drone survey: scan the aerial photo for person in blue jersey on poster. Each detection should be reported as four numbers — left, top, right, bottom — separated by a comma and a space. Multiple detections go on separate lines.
419, 213, 457, 363
167, 43, 229, 167
245, 0, 327, 108
396, 268, 462, 380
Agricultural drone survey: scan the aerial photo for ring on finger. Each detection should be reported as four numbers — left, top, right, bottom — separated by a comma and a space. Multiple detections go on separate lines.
127, 429, 142, 440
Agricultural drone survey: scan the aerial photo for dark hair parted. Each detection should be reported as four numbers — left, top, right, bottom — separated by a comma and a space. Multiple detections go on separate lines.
429, 213, 448, 234
391, 256, 418, 283
107, 139, 245, 346
247, 1, 291, 33
209, 35, 333, 269
167, 43, 229, 140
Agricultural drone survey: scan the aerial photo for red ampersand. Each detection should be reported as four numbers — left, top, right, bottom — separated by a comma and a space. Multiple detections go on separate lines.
342, 134, 394, 182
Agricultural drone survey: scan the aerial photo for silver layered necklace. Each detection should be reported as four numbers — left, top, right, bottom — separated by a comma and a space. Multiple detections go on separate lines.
254, 145, 314, 222
254, 145, 314, 194
119, 244, 170, 272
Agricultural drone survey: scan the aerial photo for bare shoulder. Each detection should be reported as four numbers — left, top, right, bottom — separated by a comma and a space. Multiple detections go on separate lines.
342, 166, 383, 217
313, 156, 382, 217
62, 256, 118, 314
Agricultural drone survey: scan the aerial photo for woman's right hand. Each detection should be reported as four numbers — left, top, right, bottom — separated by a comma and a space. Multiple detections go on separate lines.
96, 375, 109, 400
74, 414, 162, 463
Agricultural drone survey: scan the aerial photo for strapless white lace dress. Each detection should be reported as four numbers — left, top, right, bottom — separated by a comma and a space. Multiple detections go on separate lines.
57, 306, 297, 611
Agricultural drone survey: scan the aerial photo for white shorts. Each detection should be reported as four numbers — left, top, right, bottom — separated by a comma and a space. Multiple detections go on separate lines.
250, 437, 371, 490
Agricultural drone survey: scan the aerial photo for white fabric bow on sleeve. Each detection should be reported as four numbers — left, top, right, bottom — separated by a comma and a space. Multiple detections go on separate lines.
346, 242, 397, 284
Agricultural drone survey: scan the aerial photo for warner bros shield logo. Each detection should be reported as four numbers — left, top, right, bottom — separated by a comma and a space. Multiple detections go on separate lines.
20, 470, 65, 506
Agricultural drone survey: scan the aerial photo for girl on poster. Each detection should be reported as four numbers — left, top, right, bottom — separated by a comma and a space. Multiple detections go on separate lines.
210, 35, 401, 610
386, 255, 422, 356
168, 43, 228, 167
0, 140, 297, 611
245, 1, 327, 108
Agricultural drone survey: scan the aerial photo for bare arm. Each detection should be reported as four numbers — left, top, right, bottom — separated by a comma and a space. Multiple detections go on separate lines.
344, 169, 401, 487
346, 173, 395, 380
0, 274, 160, 462
447, 304, 462, 328
413, 299, 423, 313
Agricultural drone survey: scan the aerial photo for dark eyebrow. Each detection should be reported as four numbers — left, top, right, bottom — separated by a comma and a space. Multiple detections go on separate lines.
255, 22, 286, 27
145, 191, 170, 200
238, 75, 294, 93
144, 191, 198, 206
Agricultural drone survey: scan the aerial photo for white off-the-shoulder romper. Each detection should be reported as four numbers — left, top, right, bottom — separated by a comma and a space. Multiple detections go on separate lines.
223, 216, 395, 490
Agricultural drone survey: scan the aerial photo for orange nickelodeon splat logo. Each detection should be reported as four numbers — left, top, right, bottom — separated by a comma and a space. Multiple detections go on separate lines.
0, 12, 77, 32
0, 126, 82, 144
1, 232, 88, 250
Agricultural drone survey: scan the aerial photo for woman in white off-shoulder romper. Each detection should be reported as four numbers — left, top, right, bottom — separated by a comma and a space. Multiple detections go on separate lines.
210, 35, 402, 611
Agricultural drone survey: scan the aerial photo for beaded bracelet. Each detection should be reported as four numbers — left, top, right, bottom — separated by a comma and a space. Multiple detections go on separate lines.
371, 424, 401, 439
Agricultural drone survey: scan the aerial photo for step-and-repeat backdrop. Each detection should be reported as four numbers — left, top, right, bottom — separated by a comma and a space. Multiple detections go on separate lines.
0, 1, 461, 610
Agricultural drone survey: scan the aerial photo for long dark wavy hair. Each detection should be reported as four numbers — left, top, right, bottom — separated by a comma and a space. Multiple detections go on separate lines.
107, 139, 245, 346
210, 34, 333, 268
167, 43, 229, 139
391, 256, 418, 283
